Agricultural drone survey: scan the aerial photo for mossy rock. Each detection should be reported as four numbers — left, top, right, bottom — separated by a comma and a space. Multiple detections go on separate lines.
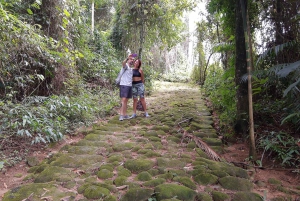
99, 164, 114, 172
156, 157, 186, 169
27, 163, 48, 174
124, 159, 154, 173
136, 171, 152, 181
117, 167, 132, 177
112, 143, 135, 152
3, 183, 75, 201
148, 136, 162, 142
231, 192, 263, 201
108, 154, 123, 163
83, 185, 110, 199
194, 173, 218, 185
143, 178, 166, 187
154, 184, 197, 200
50, 154, 103, 168
191, 166, 208, 176
161, 199, 181, 201
210, 170, 229, 178
26, 156, 39, 167
211, 191, 230, 201
197, 192, 213, 201
114, 176, 127, 186
268, 178, 282, 185
97, 169, 114, 179
34, 166, 76, 183
167, 136, 181, 143
104, 195, 117, 201
173, 176, 196, 190
120, 188, 153, 201
219, 176, 253, 191
202, 138, 222, 146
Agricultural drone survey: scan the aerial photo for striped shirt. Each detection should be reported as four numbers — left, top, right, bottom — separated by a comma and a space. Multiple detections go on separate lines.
120, 63, 133, 86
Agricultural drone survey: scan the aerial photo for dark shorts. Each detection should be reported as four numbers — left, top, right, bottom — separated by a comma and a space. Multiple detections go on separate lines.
132, 83, 145, 98
120, 85, 132, 98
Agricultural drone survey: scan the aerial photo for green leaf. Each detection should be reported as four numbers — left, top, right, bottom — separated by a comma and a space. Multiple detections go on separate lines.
27, 9, 33, 15
63, 9, 70, 17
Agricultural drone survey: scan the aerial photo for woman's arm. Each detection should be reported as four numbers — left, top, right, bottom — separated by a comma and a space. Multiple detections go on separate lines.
140, 69, 145, 83
122, 58, 128, 67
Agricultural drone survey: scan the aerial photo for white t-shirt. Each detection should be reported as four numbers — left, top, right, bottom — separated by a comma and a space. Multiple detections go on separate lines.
120, 63, 133, 86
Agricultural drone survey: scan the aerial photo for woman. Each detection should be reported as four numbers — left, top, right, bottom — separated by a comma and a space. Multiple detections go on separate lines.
130, 59, 150, 118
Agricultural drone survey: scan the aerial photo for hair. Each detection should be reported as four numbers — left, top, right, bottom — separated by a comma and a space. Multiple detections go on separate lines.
136, 59, 142, 69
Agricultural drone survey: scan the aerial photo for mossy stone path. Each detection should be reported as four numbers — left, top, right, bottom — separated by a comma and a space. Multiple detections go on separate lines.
3, 82, 262, 201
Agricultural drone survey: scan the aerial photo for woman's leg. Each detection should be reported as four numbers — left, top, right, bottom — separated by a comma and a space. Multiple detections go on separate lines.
133, 98, 138, 114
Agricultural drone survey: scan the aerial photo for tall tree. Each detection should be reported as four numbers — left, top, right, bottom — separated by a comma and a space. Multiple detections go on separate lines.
240, 0, 256, 160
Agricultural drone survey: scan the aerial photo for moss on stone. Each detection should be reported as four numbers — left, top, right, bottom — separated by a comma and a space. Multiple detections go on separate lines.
154, 184, 197, 200
112, 143, 134, 152
148, 136, 162, 142
202, 138, 222, 146
191, 166, 208, 176
268, 178, 282, 185
120, 188, 153, 201
143, 178, 166, 187
194, 173, 218, 185
107, 154, 123, 163
104, 195, 117, 201
148, 169, 159, 176
117, 167, 132, 177
114, 176, 127, 186
136, 171, 152, 181
211, 191, 230, 201
3, 182, 75, 201
97, 169, 114, 179
231, 192, 263, 201
83, 185, 110, 199
167, 136, 181, 143
173, 176, 196, 190
124, 159, 154, 173
99, 164, 114, 172
197, 192, 213, 201
34, 166, 75, 183
50, 154, 103, 168
156, 157, 186, 169
210, 170, 228, 178
219, 176, 253, 191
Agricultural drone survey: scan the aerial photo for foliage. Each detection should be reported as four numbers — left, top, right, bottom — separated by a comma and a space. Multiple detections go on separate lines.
203, 65, 236, 132
258, 131, 300, 167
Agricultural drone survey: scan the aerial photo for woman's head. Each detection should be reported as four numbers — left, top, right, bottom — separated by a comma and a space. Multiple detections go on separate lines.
134, 59, 142, 69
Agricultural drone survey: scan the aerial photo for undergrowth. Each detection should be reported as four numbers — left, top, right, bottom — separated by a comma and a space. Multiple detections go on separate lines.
0, 87, 120, 169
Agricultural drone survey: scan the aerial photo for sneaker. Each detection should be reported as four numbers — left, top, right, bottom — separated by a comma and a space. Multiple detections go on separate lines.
145, 112, 150, 118
123, 115, 130, 120
130, 114, 137, 119
119, 115, 124, 121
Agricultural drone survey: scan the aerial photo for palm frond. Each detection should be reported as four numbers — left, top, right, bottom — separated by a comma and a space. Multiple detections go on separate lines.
256, 40, 297, 66
283, 78, 300, 97
277, 60, 300, 78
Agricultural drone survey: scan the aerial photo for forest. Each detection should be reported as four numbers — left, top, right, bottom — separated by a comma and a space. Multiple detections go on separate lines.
0, 0, 299, 172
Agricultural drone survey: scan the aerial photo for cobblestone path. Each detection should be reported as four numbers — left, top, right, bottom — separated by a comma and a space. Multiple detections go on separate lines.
3, 82, 263, 201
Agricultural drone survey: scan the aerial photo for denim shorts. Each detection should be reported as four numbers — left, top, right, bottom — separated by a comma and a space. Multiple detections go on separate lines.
120, 85, 132, 98
132, 83, 145, 98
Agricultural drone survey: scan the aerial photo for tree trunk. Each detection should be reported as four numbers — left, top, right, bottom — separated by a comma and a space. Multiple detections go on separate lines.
240, 0, 257, 160
235, 0, 249, 138
92, 1, 94, 34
